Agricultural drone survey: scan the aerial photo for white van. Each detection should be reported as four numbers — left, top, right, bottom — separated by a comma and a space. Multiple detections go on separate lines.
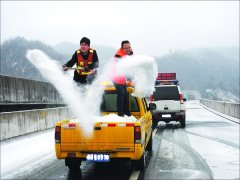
151, 81, 186, 128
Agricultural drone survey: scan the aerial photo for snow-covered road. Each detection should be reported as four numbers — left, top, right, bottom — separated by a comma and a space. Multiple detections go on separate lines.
186, 100, 239, 179
1, 100, 239, 179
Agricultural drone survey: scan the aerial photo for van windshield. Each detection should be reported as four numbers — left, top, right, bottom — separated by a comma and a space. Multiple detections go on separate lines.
153, 86, 179, 101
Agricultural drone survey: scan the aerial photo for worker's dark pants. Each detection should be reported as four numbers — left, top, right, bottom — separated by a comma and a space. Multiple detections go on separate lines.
74, 75, 87, 85
74, 72, 97, 85
114, 83, 130, 117
86, 71, 97, 84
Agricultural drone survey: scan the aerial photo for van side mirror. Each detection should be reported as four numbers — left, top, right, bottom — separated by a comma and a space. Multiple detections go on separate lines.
149, 103, 156, 110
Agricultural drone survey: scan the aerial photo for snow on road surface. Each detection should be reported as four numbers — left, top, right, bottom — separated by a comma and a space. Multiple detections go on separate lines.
1, 129, 55, 179
1, 100, 239, 179
186, 100, 239, 179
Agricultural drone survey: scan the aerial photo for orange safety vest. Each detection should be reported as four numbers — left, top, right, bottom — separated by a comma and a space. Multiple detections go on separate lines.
115, 48, 127, 58
76, 48, 94, 75
112, 48, 127, 85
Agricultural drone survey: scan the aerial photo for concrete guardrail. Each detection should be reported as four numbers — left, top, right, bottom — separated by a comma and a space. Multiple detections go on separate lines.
0, 75, 63, 103
0, 107, 70, 141
0, 75, 71, 141
200, 99, 240, 119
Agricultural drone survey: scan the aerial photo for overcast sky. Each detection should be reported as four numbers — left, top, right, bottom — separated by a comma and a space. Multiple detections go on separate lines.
1, 1, 239, 56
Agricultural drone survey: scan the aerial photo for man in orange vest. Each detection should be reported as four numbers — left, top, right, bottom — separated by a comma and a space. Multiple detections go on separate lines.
63, 37, 99, 85
112, 40, 133, 116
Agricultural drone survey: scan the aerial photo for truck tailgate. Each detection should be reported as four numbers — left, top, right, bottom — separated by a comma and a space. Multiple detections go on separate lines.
154, 100, 181, 112
60, 122, 135, 151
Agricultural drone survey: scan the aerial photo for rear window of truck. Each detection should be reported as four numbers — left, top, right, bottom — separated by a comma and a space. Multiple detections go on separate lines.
101, 92, 140, 112
153, 86, 179, 101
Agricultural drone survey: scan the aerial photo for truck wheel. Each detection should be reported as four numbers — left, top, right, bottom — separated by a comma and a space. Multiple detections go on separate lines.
152, 122, 158, 129
146, 132, 152, 152
65, 158, 81, 171
180, 117, 185, 128
133, 151, 145, 170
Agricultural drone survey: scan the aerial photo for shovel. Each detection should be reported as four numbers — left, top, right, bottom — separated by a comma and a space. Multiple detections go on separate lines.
64, 67, 84, 70
64, 66, 95, 75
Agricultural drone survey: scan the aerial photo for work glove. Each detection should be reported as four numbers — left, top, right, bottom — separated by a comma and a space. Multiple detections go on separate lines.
62, 65, 68, 71
126, 80, 134, 87
89, 69, 96, 74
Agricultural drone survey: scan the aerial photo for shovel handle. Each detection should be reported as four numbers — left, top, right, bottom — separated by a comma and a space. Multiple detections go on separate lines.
65, 67, 84, 70
64, 67, 95, 75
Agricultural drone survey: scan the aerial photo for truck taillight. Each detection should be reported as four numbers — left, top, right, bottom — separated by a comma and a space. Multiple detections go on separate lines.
69, 123, 76, 128
55, 126, 61, 143
134, 126, 141, 143
179, 94, 183, 104
150, 95, 153, 102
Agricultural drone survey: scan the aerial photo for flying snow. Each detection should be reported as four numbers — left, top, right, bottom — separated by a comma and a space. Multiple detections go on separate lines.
26, 49, 158, 135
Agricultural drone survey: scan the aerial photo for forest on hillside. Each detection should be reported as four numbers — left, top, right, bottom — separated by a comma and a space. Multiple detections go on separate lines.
1, 37, 239, 102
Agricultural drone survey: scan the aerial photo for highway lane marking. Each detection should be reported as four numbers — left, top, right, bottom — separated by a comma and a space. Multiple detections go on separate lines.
129, 170, 140, 180
200, 104, 240, 124
153, 128, 158, 138
186, 130, 239, 149
129, 127, 158, 180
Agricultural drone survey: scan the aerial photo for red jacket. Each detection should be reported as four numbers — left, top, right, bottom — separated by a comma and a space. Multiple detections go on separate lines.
112, 48, 127, 85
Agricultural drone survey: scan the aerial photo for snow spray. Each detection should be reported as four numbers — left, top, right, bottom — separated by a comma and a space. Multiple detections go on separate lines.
26, 49, 158, 136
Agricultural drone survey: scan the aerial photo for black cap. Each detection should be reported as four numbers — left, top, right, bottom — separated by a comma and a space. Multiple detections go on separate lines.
80, 37, 90, 46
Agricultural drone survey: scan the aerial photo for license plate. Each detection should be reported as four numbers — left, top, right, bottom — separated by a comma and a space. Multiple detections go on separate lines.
162, 114, 171, 118
86, 154, 110, 162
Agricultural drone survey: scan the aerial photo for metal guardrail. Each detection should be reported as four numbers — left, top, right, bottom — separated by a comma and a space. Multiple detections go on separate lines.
0, 103, 66, 112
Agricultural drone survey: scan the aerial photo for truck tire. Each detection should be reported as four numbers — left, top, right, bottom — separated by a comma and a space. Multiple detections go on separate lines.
146, 132, 152, 152
65, 158, 81, 171
180, 117, 185, 128
152, 122, 158, 129
133, 151, 145, 170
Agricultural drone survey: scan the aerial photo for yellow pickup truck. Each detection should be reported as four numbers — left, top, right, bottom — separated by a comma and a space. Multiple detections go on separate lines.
55, 85, 156, 170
